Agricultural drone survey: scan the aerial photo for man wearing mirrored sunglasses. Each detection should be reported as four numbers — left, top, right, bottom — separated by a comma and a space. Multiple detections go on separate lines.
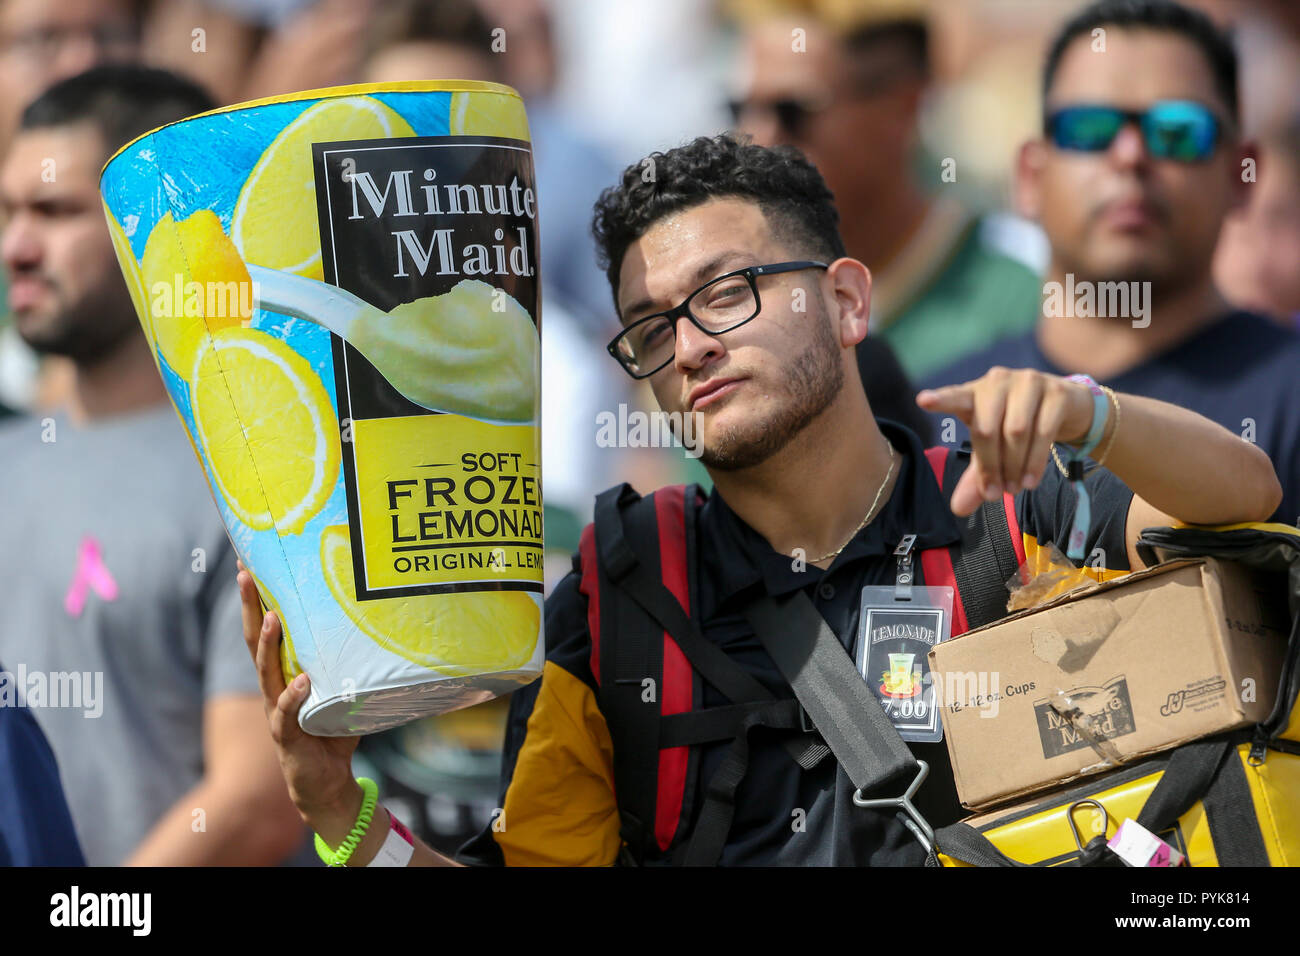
922, 0, 1300, 526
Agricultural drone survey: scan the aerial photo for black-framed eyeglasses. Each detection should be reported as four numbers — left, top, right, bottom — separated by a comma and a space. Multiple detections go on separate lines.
607, 260, 829, 379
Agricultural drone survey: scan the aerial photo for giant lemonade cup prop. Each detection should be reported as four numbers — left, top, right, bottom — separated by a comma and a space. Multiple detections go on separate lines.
101, 82, 544, 734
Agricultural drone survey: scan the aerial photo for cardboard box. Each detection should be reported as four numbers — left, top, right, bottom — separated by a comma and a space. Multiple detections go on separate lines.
929, 558, 1289, 810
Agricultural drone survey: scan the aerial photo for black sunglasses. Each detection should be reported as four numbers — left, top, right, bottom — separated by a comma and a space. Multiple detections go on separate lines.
1044, 100, 1224, 162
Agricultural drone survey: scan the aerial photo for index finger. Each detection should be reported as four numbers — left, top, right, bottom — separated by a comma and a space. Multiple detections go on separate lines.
916, 384, 975, 423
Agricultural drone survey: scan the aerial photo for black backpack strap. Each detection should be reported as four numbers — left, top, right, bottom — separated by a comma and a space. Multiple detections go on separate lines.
595, 485, 830, 766
743, 592, 917, 793
1200, 744, 1271, 866
592, 484, 829, 865
935, 445, 1024, 631
592, 485, 663, 864
676, 697, 819, 866
928, 822, 1032, 867
1137, 734, 1270, 867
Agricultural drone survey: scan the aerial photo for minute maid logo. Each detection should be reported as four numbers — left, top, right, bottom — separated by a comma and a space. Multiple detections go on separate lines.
1033, 676, 1136, 759
313, 134, 542, 601
345, 167, 536, 280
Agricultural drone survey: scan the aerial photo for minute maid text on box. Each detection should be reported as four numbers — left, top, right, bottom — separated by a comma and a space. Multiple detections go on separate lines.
353, 414, 542, 592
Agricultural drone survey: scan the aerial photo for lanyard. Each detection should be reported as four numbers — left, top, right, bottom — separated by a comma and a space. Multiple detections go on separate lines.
1063, 375, 1111, 560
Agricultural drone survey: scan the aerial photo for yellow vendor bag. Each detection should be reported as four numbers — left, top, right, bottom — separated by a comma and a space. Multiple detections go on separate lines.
932, 523, 1300, 867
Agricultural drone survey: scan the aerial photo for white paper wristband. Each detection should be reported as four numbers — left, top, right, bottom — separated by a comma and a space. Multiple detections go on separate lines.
367, 810, 416, 867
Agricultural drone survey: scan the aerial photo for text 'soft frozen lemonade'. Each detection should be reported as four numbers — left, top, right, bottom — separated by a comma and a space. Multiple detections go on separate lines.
100, 83, 544, 735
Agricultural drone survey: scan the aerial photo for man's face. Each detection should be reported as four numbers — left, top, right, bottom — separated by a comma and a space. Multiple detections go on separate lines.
0, 123, 139, 361
1025, 28, 1243, 289
1214, 147, 1300, 319
735, 19, 919, 214
0, 0, 138, 143
616, 197, 845, 471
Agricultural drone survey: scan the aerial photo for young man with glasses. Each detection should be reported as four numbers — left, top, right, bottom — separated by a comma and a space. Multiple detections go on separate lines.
922, 0, 1300, 526
239, 132, 1281, 867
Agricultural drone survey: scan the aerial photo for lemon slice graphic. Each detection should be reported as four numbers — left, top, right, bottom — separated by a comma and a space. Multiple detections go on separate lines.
231, 97, 415, 281
140, 210, 251, 374
448, 90, 530, 140
320, 525, 539, 675
191, 327, 340, 534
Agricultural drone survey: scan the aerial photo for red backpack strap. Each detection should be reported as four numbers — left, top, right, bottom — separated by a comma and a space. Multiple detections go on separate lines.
583, 482, 834, 864
921, 446, 1024, 636
580, 483, 701, 861
650, 486, 693, 852
578, 522, 602, 681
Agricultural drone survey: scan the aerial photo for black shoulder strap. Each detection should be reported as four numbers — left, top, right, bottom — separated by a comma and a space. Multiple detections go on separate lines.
1137, 736, 1269, 867
938, 446, 1023, 631
743, 592, 917, 794
592, 484, 828, 865
593, 485, 662, 864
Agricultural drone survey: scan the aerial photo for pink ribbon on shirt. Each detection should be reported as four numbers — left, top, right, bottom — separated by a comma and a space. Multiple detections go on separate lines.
64, 536, 119, 617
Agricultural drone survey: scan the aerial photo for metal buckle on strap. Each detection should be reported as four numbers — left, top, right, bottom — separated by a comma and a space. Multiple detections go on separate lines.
853, 760, 934, 854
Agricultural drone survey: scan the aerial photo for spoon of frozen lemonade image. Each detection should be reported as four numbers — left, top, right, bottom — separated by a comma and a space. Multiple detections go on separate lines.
247, 265, 538, 422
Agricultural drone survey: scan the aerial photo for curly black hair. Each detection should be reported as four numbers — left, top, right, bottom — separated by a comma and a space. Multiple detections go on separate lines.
591, 134, 846, 313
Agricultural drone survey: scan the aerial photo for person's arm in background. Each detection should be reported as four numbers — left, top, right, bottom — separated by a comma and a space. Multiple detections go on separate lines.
124, 540, 306, 865
918, 368, 1283, 569
123, 693, 306, 866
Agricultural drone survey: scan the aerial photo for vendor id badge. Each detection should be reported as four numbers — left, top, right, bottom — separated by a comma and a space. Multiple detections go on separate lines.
856, 586, 952, 743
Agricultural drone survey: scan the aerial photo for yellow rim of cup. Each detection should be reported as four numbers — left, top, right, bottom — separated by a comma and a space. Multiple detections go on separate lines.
100, 79, 525, 178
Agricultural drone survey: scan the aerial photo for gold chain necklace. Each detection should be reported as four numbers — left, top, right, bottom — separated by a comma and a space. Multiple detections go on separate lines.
805, 441, 896, 565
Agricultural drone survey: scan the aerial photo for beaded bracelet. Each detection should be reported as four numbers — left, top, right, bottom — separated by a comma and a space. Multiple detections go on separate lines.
1051, 384, 1121, 476
1092, 386, 1122, 468
315, 777, 379, 867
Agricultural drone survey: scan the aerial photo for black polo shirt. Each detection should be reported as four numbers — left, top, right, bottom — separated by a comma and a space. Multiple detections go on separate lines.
462, 420, 1135, 866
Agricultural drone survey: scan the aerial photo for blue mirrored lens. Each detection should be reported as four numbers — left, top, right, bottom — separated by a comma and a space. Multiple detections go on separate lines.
1050, 106, 1124, 151
1141, 100, 1218, 160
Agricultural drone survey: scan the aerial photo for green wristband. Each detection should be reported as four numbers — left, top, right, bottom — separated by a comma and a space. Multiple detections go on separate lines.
315, 777, 379, 867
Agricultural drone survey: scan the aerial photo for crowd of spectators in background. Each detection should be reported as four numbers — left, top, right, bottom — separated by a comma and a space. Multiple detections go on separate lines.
1, 0, 1298, 862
